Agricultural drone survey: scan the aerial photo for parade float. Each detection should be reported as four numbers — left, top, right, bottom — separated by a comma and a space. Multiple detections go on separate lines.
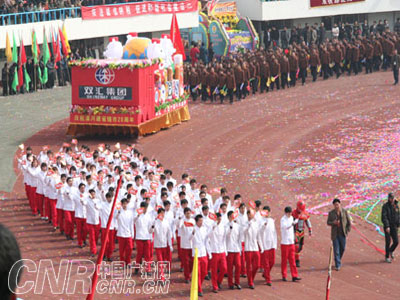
67, 34, 190, 136
182, 1, 259, 57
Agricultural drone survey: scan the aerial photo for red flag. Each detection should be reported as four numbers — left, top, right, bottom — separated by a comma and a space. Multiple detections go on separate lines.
170, 14, 186, 60
59, 28, 68, 57
17, 39, 25, 90
249, 200, 256, 209
54, 32, 61, 64
20, 39, 27, 65
136, 208, 144, 215
208, 212, 217, 221
184, 221, 194, 227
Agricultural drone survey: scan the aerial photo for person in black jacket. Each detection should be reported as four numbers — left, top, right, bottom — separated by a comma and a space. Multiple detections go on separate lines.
381, 193, 400, 263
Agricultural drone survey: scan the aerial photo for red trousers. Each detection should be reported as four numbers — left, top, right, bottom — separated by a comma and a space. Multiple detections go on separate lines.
245, 251, 260, 287
155, 247, 169, 280
197, 256, 208, 293
87, 223, 100, 255
181, 248, 193, 280
50, 199, 57, 227
261, 249, 275, 284
227, 252, 241, 286
25, 184, 33, 214
29, 186, 37, 214
64, 210, 75, 239
118, 237, 133, 264
57, 209, 64, 233
75, 217, 87, 246
210, 253, 227, 290
240, 242, 246, 275
44, 197, 51, 219
101, 229, 116, 259
177, 236, 182, 267
136, 240, 151, 271
281, 244, 298, 279
36, 193, 44, 216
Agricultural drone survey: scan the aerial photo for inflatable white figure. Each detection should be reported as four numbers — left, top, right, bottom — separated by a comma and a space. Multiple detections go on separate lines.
147, 39, 165, 61
103, 37, 123, 59
159, 34, 176, 68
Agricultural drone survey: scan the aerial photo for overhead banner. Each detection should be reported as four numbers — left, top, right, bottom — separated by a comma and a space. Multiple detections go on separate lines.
81, 0, 197, 20
310, 0, 365, 8
209, 2, 236, 17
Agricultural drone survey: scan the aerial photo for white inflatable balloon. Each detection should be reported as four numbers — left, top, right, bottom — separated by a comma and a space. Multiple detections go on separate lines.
104, 38, 123, 59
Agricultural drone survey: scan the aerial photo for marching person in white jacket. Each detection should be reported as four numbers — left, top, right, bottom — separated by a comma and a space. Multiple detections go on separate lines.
84, 189, 101, 256
150, 207, 173, 281
280, 206, 301, 282
244, 209, 260, 289
257, 206, 277, 286
208, 212, 228, 293
100, 192, 118, 261
116, 198, 134, 265
189, 214, 211, 297
226, 210, 242, 290
74, 183, 88, 248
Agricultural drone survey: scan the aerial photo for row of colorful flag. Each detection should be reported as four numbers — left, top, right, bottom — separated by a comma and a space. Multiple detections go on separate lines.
4, 25, 71, 92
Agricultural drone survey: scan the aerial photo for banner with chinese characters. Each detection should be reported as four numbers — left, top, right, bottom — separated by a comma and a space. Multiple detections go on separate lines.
209, 2, 236, 17
310, 0, 365, 8
81, 0, 198, 20
70, 113, 137, 126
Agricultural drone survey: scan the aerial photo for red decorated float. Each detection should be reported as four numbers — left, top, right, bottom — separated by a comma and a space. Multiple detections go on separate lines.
66, 58, 189, 136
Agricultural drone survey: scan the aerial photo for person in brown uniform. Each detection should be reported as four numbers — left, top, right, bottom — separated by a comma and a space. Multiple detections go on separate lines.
270, 55, 281, 90
310, 47, 320, 82
383, 36, 395, 71
320, 46, 330, 79
201, 67, 209, 102
188, 67, 200, 101
234, 63, 244, 100
373, 37, 383, 71
226, 70, 236, 103
260, 58, 270, 93
288, 48, 299, 87
280, 53, 290, 89
365, 40, 374, 74
242, 62, 250, 98
206, 67, 219, 102
333, 42, 343, 78
218, 70, 227, 104
298, 49, 308, 85
351, 42, 360, 75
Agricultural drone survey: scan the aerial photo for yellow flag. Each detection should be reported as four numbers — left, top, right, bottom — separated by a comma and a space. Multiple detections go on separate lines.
267, 77, 271, 87
5, 32, 12, 63
190, 248, 198, 300
287, 74, 291, 82
317, 65, 321, 73
62, 24, 71, 54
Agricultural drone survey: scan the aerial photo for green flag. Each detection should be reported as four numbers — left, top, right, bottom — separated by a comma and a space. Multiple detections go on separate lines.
24, 68, 31, 92
12, 32, 18, 63
32, 30, 38, 64
41, 30, 50, 84
11, 71, 18, 92
11, 33, 19, 91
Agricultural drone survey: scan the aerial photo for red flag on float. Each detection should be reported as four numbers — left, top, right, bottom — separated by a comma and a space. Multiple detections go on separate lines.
170, 13, 186, 60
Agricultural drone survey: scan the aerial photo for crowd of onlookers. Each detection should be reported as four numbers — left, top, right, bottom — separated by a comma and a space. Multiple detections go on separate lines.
0, 0, 185, 18
264, 19, 400, 48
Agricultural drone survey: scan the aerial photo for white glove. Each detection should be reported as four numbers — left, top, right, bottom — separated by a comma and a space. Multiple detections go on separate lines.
209, 254, 212, 260
170, 246, 173, 253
